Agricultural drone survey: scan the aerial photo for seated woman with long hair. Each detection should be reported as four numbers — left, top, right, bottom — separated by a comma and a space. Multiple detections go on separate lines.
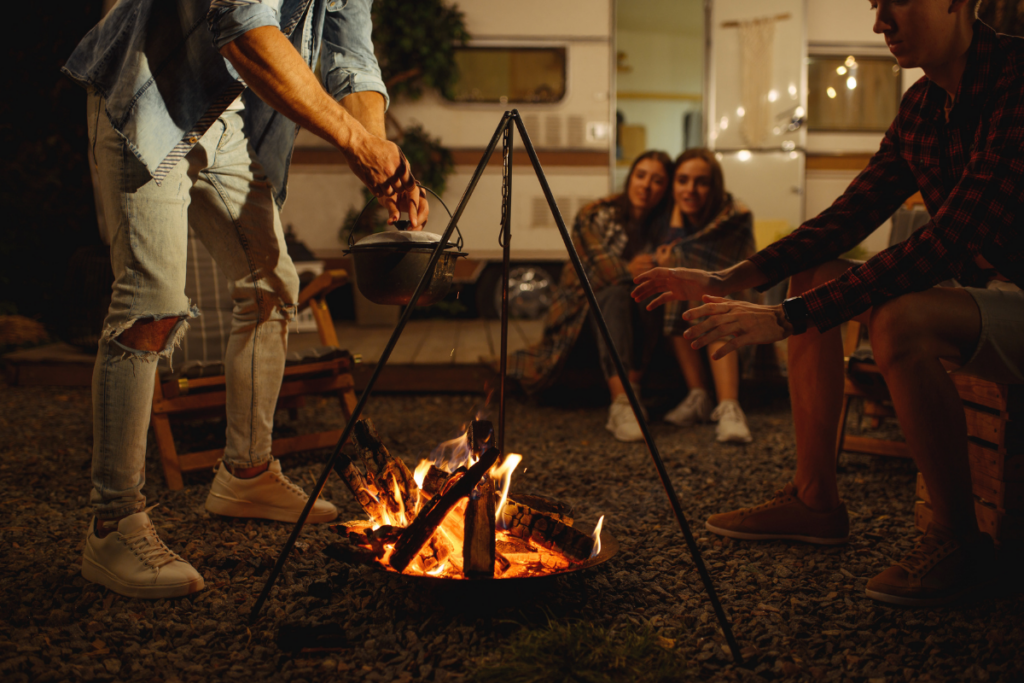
507, 150, 674, 442
654, 148, 757, 443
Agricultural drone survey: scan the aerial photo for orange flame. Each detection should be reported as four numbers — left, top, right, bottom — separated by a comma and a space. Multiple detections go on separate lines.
490, 453, 523, 527
589, 515, 605, 559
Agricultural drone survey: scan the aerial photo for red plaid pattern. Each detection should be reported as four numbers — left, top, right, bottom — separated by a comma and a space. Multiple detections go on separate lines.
749, 22, 1024, 331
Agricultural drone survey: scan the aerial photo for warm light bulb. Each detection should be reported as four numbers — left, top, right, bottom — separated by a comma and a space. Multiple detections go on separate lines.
836, 65, 847, 76
827, 87, 837, 99
737, 150, 752, 162
847, 76, 858, 90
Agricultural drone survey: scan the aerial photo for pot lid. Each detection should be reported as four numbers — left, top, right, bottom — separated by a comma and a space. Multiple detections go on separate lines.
346, 229, 460, 252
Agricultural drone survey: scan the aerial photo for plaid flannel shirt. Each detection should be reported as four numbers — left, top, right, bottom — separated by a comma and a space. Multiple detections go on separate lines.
749, 22, 1024, 331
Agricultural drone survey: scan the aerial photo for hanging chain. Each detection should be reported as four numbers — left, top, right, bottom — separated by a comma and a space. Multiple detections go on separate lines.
498, 122, 512, 248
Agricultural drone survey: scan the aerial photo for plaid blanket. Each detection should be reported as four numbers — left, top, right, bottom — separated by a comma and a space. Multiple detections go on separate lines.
507, 195, 755, 394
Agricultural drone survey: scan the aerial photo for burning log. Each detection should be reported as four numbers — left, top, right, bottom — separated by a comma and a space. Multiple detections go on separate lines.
332, 447, 383, 519
354, 418, 418, 517
463, 478, 496, 578
500, 499, 595, 561
390, 447, 500, 573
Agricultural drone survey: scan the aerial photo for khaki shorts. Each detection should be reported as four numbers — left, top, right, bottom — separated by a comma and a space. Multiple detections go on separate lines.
957, 281, 1024, 384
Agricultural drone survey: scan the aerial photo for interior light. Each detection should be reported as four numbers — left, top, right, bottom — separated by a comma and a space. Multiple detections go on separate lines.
795, 106, 805, 118
827, 87, 837, 99
836, 65, 847, 76
847, 76, 858, 90
782, 140, 796, 151
737, 150, 752, 162
845, 55, 857, 68
736, 106, 746, 117
789, 151, 799, 159
768, 89, 779, 102
720, 116, 729, 130
788, 83, 797, 97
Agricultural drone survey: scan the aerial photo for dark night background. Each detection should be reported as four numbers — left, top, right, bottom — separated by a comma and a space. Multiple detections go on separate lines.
0, 4, 105, 329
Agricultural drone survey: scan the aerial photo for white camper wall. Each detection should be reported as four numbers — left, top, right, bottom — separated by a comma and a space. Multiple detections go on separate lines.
803, 0, 925, 256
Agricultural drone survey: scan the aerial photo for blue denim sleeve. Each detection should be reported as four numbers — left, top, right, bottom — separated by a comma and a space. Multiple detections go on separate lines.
207, 1, 282, 51
322, 0, 389, 109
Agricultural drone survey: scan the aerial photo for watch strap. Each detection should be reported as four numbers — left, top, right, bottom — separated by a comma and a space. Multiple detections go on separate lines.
782, 296, 809, 335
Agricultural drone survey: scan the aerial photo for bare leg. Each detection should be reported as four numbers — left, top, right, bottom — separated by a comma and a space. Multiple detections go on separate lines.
608, 371, 644, 399
869, 288, 981, 537
787, 261, 865, 511
671, 336, 709, 392
707, 340, 740, 402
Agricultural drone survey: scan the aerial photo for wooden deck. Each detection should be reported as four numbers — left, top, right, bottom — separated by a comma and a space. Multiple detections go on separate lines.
291, 319, 544, 393
2, 320, 544, 393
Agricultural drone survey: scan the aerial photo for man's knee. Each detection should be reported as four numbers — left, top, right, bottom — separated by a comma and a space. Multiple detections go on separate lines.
868, 296, 926, 371
116, 317, 183, 352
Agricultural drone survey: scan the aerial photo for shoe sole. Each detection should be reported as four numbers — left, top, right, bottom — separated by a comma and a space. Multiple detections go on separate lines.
705, 521, 848, 545
864, 585, 973, 607
205, 492, 338, 523
82, 556, 204, 599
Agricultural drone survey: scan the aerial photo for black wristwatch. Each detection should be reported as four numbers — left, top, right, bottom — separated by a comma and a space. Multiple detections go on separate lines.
782, 296, 809, 335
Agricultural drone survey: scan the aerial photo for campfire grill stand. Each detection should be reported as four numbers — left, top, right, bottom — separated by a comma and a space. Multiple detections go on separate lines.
250, 111, 743, 665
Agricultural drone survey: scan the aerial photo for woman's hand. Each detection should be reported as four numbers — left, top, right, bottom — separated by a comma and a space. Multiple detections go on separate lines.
682, 295, 793, 359
631, 266, 720, 309
627, 253, 657, 278
654, 239, 680, 267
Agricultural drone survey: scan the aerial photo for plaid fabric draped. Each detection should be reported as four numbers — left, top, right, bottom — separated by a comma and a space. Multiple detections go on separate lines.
658, 195, 757, 336
506, 196, 755, 394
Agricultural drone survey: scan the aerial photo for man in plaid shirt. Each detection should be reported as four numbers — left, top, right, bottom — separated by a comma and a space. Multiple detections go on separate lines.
634, 0, 1022, 606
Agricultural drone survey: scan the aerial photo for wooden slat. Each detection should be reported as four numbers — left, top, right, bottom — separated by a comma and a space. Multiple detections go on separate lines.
154, 369, 354, 414
351, 363, 497, 394
455, 319, 494, 364
177, 430, 348, 473
969, 439, 1024, 481
965, 406, 1005, 448
915, 499, 1024, 543
416, 319, 462, 365
917, 470, 1024, 512
839, 434, 911, 459
806, 154, 874, 171
953, 373, 1013, 412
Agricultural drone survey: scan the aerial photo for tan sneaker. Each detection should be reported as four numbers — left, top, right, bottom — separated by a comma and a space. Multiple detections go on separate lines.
711, 399, 753, 444
605, 394, 644, 442
82, 511, 204, 599
865, 524, 995, 607
664, 388, 713, 427
705, 482, 849, 545
205, 458, 338, 523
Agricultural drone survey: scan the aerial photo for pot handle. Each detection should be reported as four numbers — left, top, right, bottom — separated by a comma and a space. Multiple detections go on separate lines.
347, 185, 463, 251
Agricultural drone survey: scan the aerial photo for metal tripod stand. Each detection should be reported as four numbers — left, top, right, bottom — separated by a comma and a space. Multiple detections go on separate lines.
249, 111, 743, 664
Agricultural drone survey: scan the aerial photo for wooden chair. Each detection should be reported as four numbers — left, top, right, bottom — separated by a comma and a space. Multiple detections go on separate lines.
150, 269, 357, 490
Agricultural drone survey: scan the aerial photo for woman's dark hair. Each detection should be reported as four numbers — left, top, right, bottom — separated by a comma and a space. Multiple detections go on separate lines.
610, 150, 674, 227
673, 148, 726, 229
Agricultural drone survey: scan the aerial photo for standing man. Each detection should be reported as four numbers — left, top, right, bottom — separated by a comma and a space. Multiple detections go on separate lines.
62, 0, 428, 598
634, 0, 1022, 606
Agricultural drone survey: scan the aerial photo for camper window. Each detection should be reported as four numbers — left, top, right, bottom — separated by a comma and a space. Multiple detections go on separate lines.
447, 47, 566, 103
807, 55, 901, 133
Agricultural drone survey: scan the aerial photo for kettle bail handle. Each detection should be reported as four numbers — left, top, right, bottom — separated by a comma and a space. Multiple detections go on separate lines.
347, 185, 462, 250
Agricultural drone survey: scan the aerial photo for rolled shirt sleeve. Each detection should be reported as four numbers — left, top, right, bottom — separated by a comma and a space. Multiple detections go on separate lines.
207, 0, 282, 51
322, 0, 389, 108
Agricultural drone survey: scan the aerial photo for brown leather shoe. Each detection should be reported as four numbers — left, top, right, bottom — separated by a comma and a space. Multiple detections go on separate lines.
865, 524, 994, 607
705, 482, 849, 545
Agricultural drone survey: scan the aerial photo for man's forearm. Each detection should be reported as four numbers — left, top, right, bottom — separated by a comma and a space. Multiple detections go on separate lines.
340, 91, 386, 139
220, 26, 366, 151
713, 260, 769, 294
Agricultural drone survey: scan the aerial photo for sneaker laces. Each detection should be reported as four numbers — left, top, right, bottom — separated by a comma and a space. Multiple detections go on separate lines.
742, 483, 797, 516
896, 531, 958, 578
271, 470, 311, 499
711, 400, 745, 423
681, 390, 708, 412
121, 522, 183, 569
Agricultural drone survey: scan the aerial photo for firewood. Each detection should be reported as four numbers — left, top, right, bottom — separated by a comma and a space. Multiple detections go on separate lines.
332, 447, 383, 519
354, 418, 418, 515
421, 465, 449, 495
323, 542, 382, 567
500, 499, 595, 561
463, 478, 496, 578
390, 447, 500, 573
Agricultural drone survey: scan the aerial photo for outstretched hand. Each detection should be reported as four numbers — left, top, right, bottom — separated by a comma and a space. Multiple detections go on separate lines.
631, 266, 718, 310
682, 296, 791, 359
382, 184, 431, 230
344, 137, 427, 228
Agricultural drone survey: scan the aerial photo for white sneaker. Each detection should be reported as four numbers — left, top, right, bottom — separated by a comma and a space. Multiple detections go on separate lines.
605, 394, 645, 442
205, 458, 338, 523
712, 399, 753, 444
664, 388, 713, 427
82, 511, 204, 599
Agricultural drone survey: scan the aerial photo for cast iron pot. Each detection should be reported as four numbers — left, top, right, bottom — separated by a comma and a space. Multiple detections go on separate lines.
344, 189, 466, 307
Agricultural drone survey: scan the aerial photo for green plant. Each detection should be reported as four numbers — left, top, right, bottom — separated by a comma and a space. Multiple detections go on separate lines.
371, 0, 470, 100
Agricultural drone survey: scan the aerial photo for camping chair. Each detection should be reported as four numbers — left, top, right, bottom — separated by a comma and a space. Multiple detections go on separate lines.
149, 230, 357, 490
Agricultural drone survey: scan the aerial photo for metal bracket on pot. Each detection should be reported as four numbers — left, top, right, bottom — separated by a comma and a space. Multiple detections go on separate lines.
347, 185, 464, 251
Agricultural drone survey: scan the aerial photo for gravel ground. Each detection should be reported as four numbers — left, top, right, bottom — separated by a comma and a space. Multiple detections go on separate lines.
1, 379, 1022, 682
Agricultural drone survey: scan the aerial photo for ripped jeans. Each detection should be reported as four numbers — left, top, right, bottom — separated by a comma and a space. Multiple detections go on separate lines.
88, 91, 300, 520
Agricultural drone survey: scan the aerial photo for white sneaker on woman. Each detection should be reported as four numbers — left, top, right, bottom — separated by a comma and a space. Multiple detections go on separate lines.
605, 394, 645, 442
712, 399, 753, 443
204, 458, 338, 523
82, 511, 204, 598
664, 388, 713, 427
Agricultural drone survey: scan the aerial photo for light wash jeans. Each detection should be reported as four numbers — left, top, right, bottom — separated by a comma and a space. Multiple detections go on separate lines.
88, 91, 300, 520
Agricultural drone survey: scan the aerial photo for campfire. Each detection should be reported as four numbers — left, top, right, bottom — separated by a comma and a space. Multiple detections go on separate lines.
325, 418, 609, 580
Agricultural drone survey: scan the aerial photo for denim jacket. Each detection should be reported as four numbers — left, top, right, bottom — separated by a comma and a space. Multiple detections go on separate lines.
62, 0, 387, 205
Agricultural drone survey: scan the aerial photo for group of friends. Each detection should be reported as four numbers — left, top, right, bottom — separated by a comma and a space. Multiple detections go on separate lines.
63, 0, 1022, 609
